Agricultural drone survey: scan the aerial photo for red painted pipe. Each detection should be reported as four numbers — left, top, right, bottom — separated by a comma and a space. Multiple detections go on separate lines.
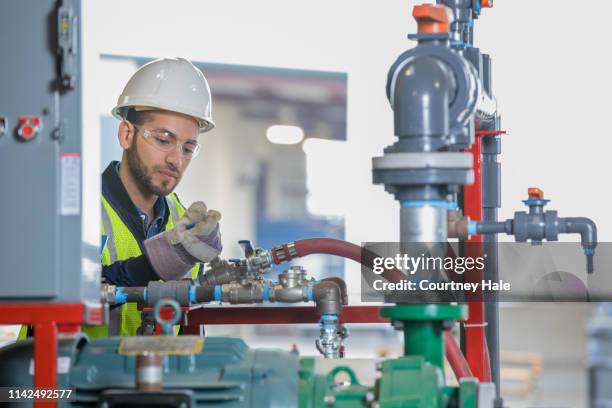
463, 135, 492, 382
445, 331, 473, 379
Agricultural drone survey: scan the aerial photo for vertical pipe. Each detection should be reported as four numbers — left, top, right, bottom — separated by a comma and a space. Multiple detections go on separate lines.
136, 353, 163, 392
482, 131, 503, 403
481, 46, 503, 403
400, 204, 448, 243
463, 136, 490, 382
403, 321, 444, 369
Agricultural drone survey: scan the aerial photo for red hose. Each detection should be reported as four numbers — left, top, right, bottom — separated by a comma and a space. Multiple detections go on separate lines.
275, 238, 407, 283
445, 331, 473, 379
272, 237, 473, 380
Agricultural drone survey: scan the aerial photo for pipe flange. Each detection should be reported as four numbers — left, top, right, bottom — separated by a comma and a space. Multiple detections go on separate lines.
372, 152, 473, 170
544, 210, 560, 241
374, 168, 474, 187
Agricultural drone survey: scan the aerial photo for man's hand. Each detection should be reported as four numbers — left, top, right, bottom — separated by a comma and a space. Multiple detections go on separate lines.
144, 201, 222, 281
171, 201, 222, 262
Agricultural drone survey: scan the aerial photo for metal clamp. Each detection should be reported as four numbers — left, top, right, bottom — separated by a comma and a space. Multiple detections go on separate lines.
463, 322, 488, 328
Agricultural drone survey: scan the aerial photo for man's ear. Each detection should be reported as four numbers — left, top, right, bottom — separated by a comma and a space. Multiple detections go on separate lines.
118, 120, 134, 149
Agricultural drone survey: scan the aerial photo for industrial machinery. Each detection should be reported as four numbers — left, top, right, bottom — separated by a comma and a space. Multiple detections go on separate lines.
0, 0, 600, 407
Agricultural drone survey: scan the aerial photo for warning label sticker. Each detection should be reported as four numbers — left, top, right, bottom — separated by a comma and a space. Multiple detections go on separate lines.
60, 153, 80, 216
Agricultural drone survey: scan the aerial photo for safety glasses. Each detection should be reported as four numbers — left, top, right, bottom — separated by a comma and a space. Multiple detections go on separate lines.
131, 123, 201, 159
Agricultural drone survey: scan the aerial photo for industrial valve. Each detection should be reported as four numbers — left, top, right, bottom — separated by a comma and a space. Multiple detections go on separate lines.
316, 314, 348, 359
100, 258, 349, 358
236, 239, 274, 277
470, 188, 598, 273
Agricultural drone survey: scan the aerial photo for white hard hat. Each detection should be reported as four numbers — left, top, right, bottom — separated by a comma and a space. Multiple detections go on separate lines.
112, 57, 215, 132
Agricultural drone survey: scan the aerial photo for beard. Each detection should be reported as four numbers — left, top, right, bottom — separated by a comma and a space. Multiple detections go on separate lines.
126, 138, 181, 197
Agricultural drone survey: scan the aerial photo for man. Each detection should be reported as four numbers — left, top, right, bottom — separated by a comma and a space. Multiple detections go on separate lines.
85, 57, 222, 338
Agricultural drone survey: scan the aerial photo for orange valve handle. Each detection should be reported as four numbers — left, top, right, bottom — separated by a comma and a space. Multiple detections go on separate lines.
413, 4, 450, 34
528, 187, 544, 199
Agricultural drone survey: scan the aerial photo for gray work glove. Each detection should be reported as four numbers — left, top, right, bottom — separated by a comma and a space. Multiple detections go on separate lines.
144, 202, 222, 281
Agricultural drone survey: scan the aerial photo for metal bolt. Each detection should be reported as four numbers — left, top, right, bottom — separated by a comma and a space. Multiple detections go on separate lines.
324, 394, 336, 405
365, 391, 375, 403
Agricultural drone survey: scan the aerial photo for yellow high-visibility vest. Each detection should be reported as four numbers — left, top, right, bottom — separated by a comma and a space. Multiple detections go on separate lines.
82, 192, 199, 338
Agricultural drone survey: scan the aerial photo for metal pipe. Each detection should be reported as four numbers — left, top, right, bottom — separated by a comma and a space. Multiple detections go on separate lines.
195, 285, 215, 303
400, 203, 449, 243
135, 353, 162, 392
220, 282, 264, 304
122, 287, 146, 303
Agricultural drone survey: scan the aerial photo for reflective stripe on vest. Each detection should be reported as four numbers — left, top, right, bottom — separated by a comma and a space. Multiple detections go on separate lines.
83, 193, 199, 338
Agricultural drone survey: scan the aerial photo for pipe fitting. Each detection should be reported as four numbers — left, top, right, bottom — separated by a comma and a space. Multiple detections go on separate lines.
221, 282, 264, 304
270, 284, 309, 303
313, 281, 343, 315
147, 280, 191, 307
315, 314, 347, 359
278, 266, 308, 288
447, 209, 470, 240
319, 277, 349, 306
391, 56, 455, 140
195, 285, 215, 303
101, 284, 116, 304
559, 217, 598, 250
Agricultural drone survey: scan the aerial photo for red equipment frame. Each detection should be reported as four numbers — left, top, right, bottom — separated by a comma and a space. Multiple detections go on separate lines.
183, 305, 387, 332
463, 135, 488, 381
0, 303, 104, 408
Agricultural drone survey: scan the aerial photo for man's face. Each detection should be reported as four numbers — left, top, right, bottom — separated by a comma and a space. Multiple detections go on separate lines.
125, 110, 200, 196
